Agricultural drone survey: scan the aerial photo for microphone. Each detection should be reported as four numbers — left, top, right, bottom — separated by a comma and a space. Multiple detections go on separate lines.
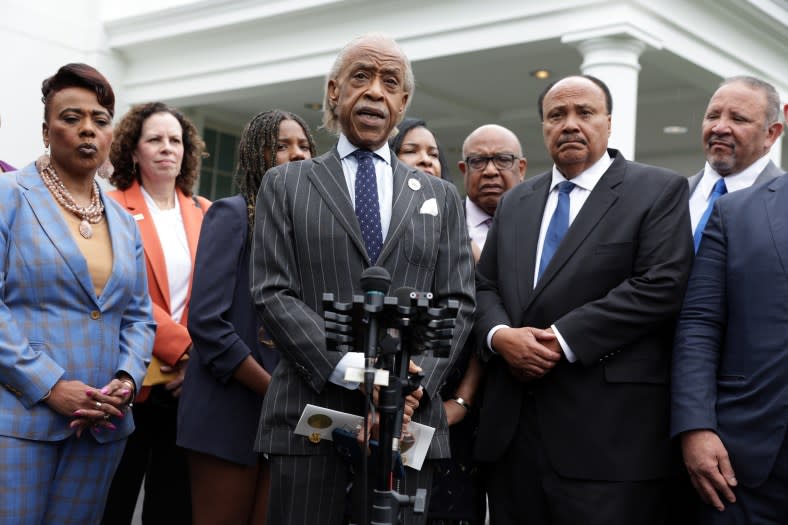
393, 286, 417, 308
360, 267, 391, 391
361, 266, 392, 298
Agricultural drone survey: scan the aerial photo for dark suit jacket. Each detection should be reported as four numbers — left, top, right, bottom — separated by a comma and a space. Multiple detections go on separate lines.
251, 146, 475, 458
686, 160, 782, 196
672, 173, 788, 487
178, 195, 279, 465
474, 149, 693, 481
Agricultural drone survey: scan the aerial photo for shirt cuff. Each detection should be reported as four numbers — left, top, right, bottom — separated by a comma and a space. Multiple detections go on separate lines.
486, 325, 510, 353
328, 352, 363, 390
551, 324, 577, 363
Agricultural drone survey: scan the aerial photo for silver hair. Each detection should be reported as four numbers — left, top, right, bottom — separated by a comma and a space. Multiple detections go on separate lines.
719, 75, 781, 127
321, 33, 415, 135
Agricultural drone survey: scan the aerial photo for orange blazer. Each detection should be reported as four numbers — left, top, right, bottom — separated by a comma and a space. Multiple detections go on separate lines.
108, 180, 210, 399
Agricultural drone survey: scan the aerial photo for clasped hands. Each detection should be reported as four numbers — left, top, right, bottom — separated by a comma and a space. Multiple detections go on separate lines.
45, 378, 134, 438
159, 356, 189, 398
492, 326, 562, 382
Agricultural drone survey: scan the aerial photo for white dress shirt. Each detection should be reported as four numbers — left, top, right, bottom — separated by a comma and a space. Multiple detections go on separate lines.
488, 151, 613, 363
141, 186, 191, 323
465, 197, 493, 251
688, 154, 771, 232
331, 134, 396, 389
337, 133, 394, 240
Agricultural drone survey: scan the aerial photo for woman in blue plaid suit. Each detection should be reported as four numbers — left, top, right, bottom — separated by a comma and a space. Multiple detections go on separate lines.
0, 64, 155, 524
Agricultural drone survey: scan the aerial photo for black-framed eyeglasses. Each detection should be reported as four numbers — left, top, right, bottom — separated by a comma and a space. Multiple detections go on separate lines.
464, 154, 518, 171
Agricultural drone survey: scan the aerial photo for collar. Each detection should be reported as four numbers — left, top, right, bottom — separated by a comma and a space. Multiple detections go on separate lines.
549, 150, 612, 192
700, 154, 771, 197
140, 185, 181, 215
337, 133, 392, 165
465, 196, 492, 227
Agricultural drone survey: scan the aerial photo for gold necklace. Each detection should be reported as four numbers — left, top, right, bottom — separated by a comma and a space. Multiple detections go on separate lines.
37, 155, 104, 239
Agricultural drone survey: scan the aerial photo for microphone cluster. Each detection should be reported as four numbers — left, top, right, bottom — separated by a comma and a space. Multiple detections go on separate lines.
322, 266, 459, 358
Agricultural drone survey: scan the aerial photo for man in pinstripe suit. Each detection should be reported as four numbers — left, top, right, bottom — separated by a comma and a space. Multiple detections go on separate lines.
251, 33, 475, 525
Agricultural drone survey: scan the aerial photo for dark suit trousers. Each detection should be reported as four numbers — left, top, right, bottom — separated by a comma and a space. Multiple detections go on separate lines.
699, 432, 788, 525
485, 391, 667, 525
268, 451, 433, 525
101, 386, 191, 525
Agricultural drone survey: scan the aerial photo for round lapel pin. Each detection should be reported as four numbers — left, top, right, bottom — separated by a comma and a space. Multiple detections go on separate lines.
408, 178, 421, 191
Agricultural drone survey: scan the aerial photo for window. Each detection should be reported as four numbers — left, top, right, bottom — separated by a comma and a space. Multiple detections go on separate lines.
199, 127, 239, 200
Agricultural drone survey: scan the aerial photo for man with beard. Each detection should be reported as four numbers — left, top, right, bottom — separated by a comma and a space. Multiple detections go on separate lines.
687, 76, 783, 253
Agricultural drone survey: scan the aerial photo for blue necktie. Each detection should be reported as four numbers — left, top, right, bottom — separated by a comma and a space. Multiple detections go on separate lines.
353, 149, 383, 264
693, 178, 727, 253
538, 181, 575, 280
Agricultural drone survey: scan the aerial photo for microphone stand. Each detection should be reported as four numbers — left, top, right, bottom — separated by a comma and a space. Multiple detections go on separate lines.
323, 272, 459, 525
369, 296, 426, 525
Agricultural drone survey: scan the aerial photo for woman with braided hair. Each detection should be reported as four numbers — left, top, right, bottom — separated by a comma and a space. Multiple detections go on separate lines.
177, 109, 316, 525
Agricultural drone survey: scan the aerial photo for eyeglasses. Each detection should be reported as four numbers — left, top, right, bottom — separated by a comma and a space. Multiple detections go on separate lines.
464, 154, 518, 171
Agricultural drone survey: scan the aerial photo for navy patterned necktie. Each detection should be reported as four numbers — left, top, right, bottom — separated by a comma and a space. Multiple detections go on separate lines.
353, 149, 383, 264
693, 178, 727, 253
538, 181, 576, 280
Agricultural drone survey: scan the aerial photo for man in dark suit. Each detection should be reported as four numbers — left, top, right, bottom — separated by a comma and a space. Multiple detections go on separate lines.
250, 33, 474, 525
687, 76, 783, 252
473, 75, 693, 524
458, 124, 526, 261
672, 172, 788, 524
669, 75, 784, 525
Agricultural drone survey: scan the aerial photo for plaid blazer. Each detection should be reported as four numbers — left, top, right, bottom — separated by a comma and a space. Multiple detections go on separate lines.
0, 162, 155, 443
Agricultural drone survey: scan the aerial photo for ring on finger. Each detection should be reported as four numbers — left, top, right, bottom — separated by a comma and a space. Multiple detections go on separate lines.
103, 413, 110, 420
95, 401, 102, 410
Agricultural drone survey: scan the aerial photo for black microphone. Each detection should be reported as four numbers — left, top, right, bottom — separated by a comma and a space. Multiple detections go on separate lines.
393, 286, 417, 308
361, 266, 392, 298
360, 267, 391, 391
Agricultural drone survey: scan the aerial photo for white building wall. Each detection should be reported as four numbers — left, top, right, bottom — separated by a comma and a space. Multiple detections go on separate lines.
0, 0, 126, 168
2, 0, 785, 172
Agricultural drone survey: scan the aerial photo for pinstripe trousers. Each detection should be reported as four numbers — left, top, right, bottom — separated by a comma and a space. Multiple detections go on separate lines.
268, 452, 434, 525
0, 434, 126, 524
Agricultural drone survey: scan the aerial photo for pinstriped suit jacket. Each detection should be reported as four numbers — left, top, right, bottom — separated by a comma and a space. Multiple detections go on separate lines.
0, 163, 155, 443
251, 147, 475, 459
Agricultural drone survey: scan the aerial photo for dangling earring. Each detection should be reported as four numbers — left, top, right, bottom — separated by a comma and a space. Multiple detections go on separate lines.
132, 162, 138, 177
97, 159, 114, 179
44, 143, 50, 157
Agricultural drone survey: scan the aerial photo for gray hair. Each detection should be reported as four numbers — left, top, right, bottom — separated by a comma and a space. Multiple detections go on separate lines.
321, 33, 415, 135
719, 76, 780, 127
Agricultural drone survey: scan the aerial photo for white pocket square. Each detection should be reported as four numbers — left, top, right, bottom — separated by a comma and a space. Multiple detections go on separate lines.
419, 198, 438, 216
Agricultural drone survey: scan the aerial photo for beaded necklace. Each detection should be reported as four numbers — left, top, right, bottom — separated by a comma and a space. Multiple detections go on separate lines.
36, 155, 104, 239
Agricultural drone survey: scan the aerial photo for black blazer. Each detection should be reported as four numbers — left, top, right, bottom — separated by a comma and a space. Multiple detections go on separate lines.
474, 149, 693, 481
178, 194, 279, 465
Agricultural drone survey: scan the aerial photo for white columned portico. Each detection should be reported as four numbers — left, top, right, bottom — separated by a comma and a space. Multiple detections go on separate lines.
563, 28, 661, 161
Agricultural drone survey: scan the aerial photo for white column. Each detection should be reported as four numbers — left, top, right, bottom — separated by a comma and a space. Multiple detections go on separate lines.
571, 36, 646, 161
